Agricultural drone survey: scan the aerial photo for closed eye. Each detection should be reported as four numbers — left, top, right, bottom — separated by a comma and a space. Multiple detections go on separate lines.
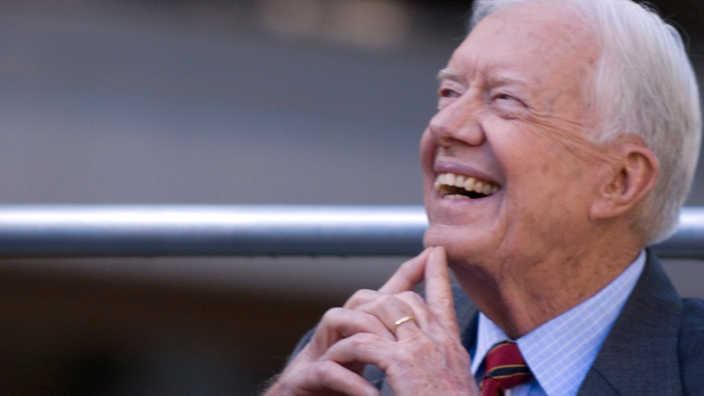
490, 91, 528, 118
439, 88, 460, 98
494, 93, 516, 101
437, 86, 462, 109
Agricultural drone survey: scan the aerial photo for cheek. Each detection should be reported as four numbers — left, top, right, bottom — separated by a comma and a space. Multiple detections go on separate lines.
419, 130, 439, 186
514, 159, 580, 207
419, 129, 437, 207
419, 129, 435, 169
506, 155, 596, 240
494, 124, 588, 187
501, 146, 583, 221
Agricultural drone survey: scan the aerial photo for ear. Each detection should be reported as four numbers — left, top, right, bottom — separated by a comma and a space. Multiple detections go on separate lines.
589, 142, 659, 220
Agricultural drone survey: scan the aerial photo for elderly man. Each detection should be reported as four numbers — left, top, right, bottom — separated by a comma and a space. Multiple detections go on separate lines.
265, 0, 704, 395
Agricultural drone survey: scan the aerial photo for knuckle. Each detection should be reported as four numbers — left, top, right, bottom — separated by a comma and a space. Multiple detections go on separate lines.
398, 290, 424, 304
345, 289, 377, 308
353, 289, 374, 299
375, 293, 395, 305
348, 332, 369, 347
314, 360, 337, 382
395, 343, 419, 362
348, 332, 379, 354
321, 307, 344, 322
364, 294, 400, 314
347, 336, 363, 350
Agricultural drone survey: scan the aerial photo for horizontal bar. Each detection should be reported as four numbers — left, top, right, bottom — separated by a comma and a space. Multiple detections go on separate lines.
0, 205, 700, 259
0, 205, 427, 257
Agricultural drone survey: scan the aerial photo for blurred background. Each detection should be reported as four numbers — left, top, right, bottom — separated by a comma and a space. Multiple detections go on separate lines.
0, 0, 702, 394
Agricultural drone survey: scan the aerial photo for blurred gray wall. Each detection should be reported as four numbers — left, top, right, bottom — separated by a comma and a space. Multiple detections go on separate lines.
0, 0, 446, 205
0, 0, 701, 294
0, 1, 702, 394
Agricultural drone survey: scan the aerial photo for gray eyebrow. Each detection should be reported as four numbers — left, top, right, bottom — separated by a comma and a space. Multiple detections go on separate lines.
436, 68, 463, 82
437, 68, 531, 88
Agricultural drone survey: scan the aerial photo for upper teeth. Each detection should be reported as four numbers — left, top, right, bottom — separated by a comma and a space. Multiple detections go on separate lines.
434, 172, 501, 196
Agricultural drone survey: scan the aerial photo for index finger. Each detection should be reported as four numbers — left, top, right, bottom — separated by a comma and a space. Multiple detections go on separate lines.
378, 248, 432, 294
424, 247, 460, 337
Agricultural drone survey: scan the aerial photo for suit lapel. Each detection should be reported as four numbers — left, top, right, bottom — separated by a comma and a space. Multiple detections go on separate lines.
380, 253, 685, 396
454, 284, 481, 355
577, 250, 683, 396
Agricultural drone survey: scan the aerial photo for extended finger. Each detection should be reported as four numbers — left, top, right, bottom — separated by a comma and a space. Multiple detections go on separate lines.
424, 247, 460, 336
378, 248, 432, 294
343, 289, 382, 310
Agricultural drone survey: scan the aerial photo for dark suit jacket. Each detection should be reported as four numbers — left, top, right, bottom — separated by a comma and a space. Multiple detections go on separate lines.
291, 250, 704, 395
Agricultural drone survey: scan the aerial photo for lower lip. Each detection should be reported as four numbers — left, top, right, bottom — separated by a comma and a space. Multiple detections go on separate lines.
427, 190, 499, 226
438, 192, 493, 203
433, 184, 502, 202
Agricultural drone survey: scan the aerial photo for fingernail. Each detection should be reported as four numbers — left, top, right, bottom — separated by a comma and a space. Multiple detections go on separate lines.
366, 385, 380, 396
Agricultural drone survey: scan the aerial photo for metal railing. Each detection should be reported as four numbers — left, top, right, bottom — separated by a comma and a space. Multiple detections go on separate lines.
0, 205, 702, 259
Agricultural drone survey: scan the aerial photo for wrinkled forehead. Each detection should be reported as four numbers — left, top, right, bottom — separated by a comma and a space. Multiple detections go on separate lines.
452, 3, 601, 100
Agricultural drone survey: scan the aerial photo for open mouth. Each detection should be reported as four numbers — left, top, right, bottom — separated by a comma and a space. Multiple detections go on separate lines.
434, 172, 501, 200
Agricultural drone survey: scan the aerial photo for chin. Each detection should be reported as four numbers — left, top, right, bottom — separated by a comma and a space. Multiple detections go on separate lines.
424, 219, 507, 271
424, 225, 478, 266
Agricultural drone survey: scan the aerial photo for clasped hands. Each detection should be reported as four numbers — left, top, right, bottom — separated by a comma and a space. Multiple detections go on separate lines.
265, 247, 480, 396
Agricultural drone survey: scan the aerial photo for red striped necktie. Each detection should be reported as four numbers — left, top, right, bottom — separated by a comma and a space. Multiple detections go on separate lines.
480, 341, 534, 396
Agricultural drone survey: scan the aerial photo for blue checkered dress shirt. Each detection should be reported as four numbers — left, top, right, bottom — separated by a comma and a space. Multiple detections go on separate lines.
470, 250, 646, 396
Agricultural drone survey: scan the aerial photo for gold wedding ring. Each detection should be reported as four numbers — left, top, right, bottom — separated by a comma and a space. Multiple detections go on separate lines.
393, 315, 417, 332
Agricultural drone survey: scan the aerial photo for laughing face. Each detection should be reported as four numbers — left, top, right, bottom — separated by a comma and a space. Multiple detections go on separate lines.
421, 5, 617, 278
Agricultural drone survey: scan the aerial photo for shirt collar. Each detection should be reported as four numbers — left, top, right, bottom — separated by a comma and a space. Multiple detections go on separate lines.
471, 250, 646, 396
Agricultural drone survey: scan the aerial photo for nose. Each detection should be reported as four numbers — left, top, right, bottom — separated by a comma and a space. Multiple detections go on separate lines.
427, 93, 486, 147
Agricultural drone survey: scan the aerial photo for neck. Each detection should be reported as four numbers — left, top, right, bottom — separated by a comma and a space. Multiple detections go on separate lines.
453, 232, 643, 339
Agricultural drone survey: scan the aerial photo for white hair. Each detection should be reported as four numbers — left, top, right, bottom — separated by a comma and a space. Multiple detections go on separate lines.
470, 0, 702, 244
